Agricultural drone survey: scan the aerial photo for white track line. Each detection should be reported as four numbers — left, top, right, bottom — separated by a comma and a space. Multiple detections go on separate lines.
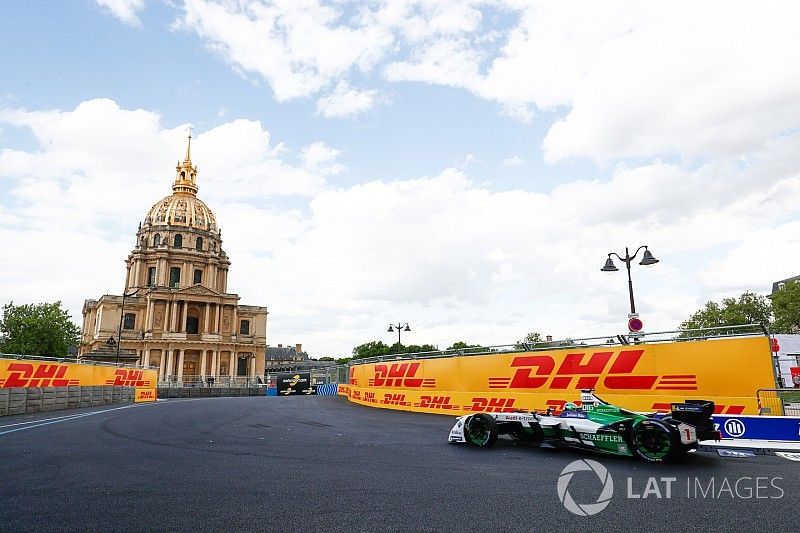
0, 404, 144, 437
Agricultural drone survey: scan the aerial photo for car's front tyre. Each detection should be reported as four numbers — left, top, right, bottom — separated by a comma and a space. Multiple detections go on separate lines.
464, 413, 498, 448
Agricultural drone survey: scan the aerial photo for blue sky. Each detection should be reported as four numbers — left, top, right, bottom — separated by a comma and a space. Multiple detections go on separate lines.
2, 1, 800, 356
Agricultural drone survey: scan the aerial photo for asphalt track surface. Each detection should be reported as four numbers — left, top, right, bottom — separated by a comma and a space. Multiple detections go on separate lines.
1, 396, 798, 533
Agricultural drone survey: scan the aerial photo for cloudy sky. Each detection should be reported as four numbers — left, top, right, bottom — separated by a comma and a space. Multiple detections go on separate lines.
1, 1, 799, 357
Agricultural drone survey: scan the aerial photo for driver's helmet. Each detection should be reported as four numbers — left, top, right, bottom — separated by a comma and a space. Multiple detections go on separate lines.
563, 402, 579, 411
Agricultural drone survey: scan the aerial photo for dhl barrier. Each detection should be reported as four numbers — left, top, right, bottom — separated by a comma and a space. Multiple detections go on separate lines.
340, 336, 775, 416
0, 357, 158, 405
0, 359, 157, 388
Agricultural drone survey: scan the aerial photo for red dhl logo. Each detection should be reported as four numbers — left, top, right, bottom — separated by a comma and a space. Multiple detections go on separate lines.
348, 367, 357, 386
105, 369, 152, 387
382, 393, 410, 406
488, 350, 697, 391
369, 363, 437, 388
418, 395, 457, 410
0, 363, 78, 388
137, 390, 156, 399
469, 397, 516, 412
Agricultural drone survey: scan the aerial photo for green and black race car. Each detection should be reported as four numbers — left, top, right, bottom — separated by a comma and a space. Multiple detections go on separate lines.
448, 390, 721, 462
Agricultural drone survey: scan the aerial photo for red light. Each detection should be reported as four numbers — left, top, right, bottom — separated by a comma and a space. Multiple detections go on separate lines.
628, 317, 643, 332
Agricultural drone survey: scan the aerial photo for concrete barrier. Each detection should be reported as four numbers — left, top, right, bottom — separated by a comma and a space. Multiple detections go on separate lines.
0, 386, 135, 416
156, 387, 262, 399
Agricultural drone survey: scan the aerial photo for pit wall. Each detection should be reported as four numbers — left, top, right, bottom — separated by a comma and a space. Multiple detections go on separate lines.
340, 336, 775, 416
0, 358, 158, 415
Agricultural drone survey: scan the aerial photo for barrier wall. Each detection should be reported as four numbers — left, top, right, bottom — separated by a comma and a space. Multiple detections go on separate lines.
0, 386, 136, 416
0, 358, 158, 405
0, 359, 158, 388
340, 336, 775, 416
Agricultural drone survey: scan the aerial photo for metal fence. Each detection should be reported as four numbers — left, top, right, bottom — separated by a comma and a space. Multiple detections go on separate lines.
757, 389, 800, 416
158, 375, 265, 388
348, 324, 769, 365
0, 352, 157, 370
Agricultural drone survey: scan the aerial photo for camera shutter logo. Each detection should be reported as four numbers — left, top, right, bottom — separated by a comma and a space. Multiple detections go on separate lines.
557, 459, 614, 516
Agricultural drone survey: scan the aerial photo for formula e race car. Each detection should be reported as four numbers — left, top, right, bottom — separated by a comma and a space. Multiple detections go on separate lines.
448, 391, 721, 463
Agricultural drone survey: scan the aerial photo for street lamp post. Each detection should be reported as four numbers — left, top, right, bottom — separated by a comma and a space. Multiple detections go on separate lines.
601, 245, 659, 315
387, 322, 411, 345
115, 287, 144, 363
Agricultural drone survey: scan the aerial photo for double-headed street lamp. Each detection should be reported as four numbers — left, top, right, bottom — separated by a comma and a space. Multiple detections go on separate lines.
601, 245, 659, 316
388, 322, 411, 345
115, 287, 144, 363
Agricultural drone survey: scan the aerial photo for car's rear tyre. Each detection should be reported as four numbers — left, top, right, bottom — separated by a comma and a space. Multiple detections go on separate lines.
630, 419, 680, 463
464, 414, 498, 448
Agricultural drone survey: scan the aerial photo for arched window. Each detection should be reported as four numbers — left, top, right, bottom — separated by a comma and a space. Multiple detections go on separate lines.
174, 234, 183, 248
153, 234, 161, 247
195, 237, 203, 251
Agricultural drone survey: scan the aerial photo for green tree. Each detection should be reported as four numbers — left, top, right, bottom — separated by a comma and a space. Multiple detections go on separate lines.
519, 332, 543, 343
317, 356, 335, 361
351, 340, 440, 359
772, 280, 800, 333
447, 341, 481, 351
352, 340, 391, 359
0, 301, 80, 357
679, 292, 772, 334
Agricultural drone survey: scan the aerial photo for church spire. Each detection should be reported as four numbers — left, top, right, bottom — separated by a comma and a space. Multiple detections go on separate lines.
185, 126, 193, 162
173, 127, 198, 196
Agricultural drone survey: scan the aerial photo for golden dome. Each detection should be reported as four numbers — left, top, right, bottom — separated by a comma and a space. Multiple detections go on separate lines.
142, 132, 218, 232
144, 193, 217, 231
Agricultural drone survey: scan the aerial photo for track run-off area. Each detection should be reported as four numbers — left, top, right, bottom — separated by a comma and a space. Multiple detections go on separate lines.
1, 396, 798, 532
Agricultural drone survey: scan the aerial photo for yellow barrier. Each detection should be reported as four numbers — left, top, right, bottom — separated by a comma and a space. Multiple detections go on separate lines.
0, 359, 157, 389
135, 388, 157, 402
340, 336, 775, 415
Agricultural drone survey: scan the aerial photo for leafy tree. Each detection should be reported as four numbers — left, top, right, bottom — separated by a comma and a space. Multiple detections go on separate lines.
317, 356, 335, 361
521, 332, 543, 343
0, 301, 80, 357
447, 341, 482, 351
679, 292, 772, 335
772, 280, 800, 333
352, 340, 391, 359
400, 343, 438, 354
351, 340, 440, 359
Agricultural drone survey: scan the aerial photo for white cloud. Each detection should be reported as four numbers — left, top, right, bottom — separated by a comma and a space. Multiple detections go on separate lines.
176, 0, 393, 101
170, 1, 800, 165
95, 0, 145, 27
316, 80, 379, 118
4, 98, 800, 356
502, 155, 522, 167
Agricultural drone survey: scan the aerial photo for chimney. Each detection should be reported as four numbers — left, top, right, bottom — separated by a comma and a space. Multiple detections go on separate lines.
546, 335, 552, 342
296, 343, 302, 353
278, 344, 282, 348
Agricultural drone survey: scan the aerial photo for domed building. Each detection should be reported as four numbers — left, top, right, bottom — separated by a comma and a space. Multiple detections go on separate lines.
79, 135, 268, 384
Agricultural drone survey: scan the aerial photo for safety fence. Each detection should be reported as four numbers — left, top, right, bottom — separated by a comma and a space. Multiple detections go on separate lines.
158, 375, 265, 388
757, 389, 800, 416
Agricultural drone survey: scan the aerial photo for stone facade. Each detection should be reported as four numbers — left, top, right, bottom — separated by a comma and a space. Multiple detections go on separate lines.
80, 135, 268, 383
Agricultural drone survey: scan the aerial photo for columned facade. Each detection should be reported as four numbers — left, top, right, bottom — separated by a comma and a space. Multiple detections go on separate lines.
79, 135, 268, 383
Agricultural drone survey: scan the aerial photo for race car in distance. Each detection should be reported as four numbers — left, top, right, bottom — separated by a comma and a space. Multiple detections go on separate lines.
448, 390, 721, 462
